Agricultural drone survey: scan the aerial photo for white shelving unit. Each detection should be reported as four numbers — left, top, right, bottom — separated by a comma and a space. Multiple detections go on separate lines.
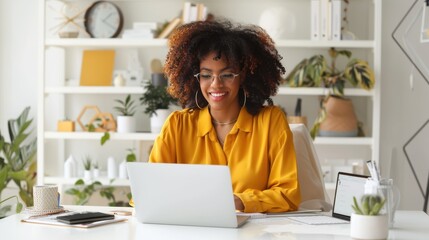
38, 0, 381, 196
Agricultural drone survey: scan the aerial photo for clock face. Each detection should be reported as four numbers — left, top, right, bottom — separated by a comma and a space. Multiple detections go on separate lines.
84, 1, 123, 38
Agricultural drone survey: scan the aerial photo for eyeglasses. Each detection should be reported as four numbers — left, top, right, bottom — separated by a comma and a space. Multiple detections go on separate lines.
194, 72, 239, 84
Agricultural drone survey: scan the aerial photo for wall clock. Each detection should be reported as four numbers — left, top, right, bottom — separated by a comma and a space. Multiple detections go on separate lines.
84, 1, 123, 38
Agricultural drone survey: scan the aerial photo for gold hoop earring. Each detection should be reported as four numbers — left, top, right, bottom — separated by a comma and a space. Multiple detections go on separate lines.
195, 90, 203, 109
242, 89, 247, 108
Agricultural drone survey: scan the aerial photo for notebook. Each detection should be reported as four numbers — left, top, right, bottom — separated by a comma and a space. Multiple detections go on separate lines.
126, 162, 250, 228
288, 172, 368, 225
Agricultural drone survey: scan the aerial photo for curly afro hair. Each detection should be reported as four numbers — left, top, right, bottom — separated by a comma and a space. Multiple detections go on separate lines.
164, 19, 285, 115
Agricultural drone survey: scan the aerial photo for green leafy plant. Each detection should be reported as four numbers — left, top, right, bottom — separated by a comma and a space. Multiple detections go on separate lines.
286, 48, 375, 139
126, 148, 136, 162
0, 195, 23, 218
285, 47, 375, 96
114, 94, 136, 116
99, 184, 132, 207
82, 155, 92, 171
352, 194, 386, 216
140, 81, 176, 117
100, 132, 110, 146
65, 179, 101, 205
66, 179, 131, 207
0, 107, 37, 208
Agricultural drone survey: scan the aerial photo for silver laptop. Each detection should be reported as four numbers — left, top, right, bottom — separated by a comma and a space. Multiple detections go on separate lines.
288, 172, 368, 225
126, 162, 250, 228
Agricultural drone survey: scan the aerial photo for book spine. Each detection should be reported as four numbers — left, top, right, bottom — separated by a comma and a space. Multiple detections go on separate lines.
182, 2, 191, 24
331, 0, 342, 41
320, 0, 329, 40
311, 0, 321, 40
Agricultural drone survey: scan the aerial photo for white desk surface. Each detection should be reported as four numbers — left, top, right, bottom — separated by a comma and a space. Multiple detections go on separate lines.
1, 206, 428, 240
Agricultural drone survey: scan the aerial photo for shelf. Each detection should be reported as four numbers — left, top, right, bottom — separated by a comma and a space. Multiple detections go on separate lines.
314, 137, 373, 146
44, 131, 371, 146
45, 38, 168, 48
44, 176, 130, 186
45, 38, 374, 49
45, 132, 158, 141
275, 40, 374, 49
277, 87, 374, 97
45, 86, 145, 94
44, 86, 373, 97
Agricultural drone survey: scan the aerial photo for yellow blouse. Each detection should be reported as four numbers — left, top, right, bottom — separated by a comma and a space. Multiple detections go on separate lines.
149, 105, 301, 213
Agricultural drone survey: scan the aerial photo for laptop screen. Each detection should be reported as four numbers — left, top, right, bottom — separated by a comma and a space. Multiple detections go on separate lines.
332, 172, 368, 220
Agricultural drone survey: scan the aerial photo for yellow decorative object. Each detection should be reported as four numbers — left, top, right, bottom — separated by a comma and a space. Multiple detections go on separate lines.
57, 120, 75, 132
80, 50, 115, 86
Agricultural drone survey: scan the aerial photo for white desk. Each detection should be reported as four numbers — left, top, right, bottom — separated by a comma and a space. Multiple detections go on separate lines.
1, 206, 428, 240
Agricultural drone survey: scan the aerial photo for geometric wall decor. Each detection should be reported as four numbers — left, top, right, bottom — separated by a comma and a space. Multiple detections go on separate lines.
392, 0, 429, 212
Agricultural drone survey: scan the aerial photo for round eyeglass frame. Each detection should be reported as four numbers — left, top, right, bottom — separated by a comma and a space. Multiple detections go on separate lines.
194, 72, 240, 84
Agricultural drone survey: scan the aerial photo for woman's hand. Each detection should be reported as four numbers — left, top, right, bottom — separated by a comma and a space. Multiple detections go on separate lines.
234, 195, 244, 211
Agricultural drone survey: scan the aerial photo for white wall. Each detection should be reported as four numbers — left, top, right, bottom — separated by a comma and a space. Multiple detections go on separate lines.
1, 0, 428, 210
0, 0, 38, 133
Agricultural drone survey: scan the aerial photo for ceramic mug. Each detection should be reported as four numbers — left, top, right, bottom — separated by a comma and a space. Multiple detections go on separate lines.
33, 185, 59, 211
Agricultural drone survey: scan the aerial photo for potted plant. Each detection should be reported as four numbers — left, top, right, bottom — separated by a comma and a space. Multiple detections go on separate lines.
114, 94, 137, 133
0, 107, 37, 214
93, 159, 100, 178
140, 81, 176, 133
285, 48, 375, 138
350, 194, 388, 239
82, 155, 92, 181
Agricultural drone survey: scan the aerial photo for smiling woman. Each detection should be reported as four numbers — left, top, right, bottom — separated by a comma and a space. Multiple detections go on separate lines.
143, 19, 301, 213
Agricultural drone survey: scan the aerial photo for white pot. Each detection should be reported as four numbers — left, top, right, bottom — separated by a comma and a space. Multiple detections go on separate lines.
150, 109, 171, 133
93, 168, 100, 178
117, 116, 136, 133
84, 170, 92, 181
119, 161, 128, 179
350, 213, 388, 239
107, 157, 117, 179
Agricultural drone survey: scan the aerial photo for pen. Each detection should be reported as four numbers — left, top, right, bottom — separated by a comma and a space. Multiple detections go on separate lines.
372, 161, 381, 182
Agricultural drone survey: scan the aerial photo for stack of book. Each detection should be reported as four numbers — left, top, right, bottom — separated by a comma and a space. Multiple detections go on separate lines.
311, 0, 342, 41
122, 22, 157, 39
157, 2, 208, 39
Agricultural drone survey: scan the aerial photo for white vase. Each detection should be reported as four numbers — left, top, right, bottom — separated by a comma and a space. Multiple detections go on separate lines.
119, 160, 128, 179
113, 74, 126, 86
107, 157, 117, 179
350, 213, 388, 239
93, 168, 100, 178
117, 116, 136, 133
84, 170, 92, 181
150, 109, 171, 133
65, 155, 77, 177
64, 158, 73, 178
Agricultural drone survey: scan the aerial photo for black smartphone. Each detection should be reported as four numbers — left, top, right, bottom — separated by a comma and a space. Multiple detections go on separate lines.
56, 212, 114, 224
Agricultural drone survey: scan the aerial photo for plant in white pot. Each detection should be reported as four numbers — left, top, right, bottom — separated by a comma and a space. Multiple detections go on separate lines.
140, 81, 176, 133
350, 194, 388, 239
114, 94, 137, 133
82, 155, 92, 181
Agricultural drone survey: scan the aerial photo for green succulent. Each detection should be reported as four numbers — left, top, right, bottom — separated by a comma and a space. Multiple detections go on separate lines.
352, 194, 386, 216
